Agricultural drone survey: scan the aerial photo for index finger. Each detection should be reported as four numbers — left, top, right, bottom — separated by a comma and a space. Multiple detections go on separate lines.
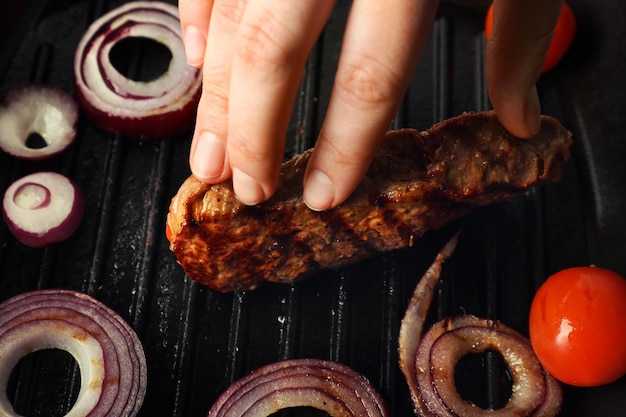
179, 0, 214, 67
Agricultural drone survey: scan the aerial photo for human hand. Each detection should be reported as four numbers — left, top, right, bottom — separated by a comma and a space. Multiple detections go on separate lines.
179, 0, 438, 210
179, 0, 562, 210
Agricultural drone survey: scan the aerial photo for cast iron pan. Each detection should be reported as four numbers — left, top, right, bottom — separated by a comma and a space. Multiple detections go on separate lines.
0, 0, 624, 415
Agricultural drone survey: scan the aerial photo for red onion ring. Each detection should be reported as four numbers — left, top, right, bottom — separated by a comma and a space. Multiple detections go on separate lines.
208, 358, 389, 417
0, 84, 78, 159
0, 289, 147, 417
398, 233, 563, 417
73, 1, 202, 139
2, 172, 85, 247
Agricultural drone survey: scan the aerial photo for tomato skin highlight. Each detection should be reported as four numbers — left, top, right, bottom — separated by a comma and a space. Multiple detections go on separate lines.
529, 266, 626, 386
485, 2, 577, 73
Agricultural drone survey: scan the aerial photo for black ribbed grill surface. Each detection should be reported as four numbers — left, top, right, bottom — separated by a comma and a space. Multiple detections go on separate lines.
1, 0, 625, 416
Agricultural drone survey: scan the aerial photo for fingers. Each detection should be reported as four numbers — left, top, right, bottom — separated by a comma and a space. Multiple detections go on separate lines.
189, 0, 248, 185
226, 0, 335, 205
179, 0, 214, 67
486, 0, 563, 138
185, 0, 557, 211
303, 0, 439, 211
189, 0, 334, 205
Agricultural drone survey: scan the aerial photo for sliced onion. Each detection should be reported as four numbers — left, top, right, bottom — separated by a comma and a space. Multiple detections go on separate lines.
0, 289, 147, 417
0, 84, 78, 159
2, 172, 85, 247
208, 358, 389, 417
398, 233, 563, 416
73, 1, 202, 139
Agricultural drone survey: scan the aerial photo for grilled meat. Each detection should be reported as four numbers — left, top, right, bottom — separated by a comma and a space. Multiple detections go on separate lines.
166, 111, 572, 292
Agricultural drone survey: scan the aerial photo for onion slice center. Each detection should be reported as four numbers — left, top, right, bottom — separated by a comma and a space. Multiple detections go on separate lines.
13, 182, 51, 209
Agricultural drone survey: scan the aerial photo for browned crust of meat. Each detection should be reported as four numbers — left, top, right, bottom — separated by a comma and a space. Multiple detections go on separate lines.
166, 111, 572, 292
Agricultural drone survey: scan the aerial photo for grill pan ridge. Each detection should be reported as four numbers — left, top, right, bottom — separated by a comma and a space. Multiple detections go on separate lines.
0, 0, 625, 416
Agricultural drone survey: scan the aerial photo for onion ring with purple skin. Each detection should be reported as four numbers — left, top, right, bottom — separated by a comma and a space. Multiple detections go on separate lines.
73, 1, 202, 139
208, 358, 388, 417
0, 289, 147, 417
2, 172, 85, 247
398, 233, 563, 416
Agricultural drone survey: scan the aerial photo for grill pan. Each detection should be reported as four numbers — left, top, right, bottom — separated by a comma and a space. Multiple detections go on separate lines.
1, 0, 625, 416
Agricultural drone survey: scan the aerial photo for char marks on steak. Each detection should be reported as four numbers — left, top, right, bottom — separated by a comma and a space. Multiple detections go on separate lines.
166, 111, 572, 292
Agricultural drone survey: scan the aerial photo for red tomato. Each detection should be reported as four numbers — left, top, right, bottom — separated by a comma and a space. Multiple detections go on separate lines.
529, 266, 626, 386
485, 2, 577, 73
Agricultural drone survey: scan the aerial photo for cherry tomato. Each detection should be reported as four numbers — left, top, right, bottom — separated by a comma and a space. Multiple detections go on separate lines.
485, 2, 577, 73
529, 266, 626, 386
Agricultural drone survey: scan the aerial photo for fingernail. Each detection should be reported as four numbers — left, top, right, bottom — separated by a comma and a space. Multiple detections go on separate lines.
233, 168, 265, 206
524, 85, 541, 136
303, 169, 334, 211
184, 25, 205, 67
191, 131, 226, 181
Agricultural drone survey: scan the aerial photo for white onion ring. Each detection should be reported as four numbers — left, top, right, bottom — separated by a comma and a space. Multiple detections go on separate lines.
0, 289, 147, 417
0, 84, 78, 159
208, 358, 389, 417
73, 1, 201, 139
398, 233, 563, 417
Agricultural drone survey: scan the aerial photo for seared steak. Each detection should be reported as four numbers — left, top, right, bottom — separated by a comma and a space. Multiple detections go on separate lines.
166, 111, 572, 292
